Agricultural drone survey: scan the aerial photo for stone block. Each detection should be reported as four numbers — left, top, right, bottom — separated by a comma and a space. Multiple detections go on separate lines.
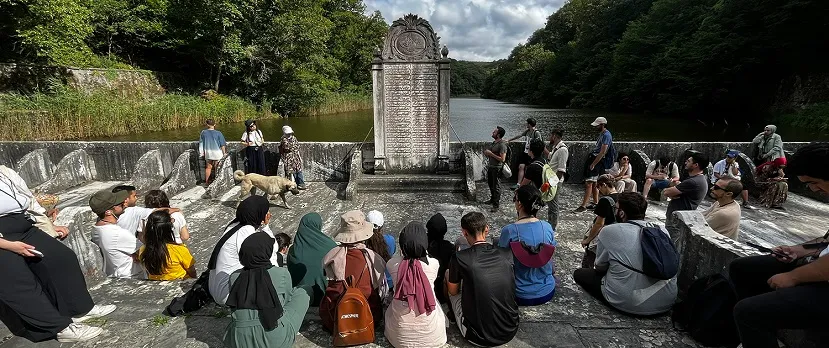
36, 149, 96, 193
344, 148, 361, 200
130, 149, 168, 193
55, 206, 104, 281
160, 150, 198, 197
629, 149, 651, 190
202, 155, 235, 199
15, 148, 54, 187
463, 147, 477, 200
672, 210, 760, 290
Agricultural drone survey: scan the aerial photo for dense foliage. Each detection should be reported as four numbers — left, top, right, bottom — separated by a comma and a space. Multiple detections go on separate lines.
0, 0, 387, 115
450, 60, 493, 96
482, 0, 829, 122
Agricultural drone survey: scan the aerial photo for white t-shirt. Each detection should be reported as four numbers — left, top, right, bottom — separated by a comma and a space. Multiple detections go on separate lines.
608, 162, 633, 178
548, 141, 569, 175
712, 159, 741, 184
141, 211, 188, 244
117, 206, 154, 236
646, 161, 680, 180
240, 130, 264, 146
209, 224, 279, 305
91, 224, 145, 279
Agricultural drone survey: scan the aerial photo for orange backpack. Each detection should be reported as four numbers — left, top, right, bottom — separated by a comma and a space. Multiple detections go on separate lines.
333, 272, 375, 347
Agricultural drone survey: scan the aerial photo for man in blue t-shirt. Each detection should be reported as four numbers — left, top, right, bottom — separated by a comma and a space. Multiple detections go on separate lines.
199, 119, 227, 185
576, 117, 614, 212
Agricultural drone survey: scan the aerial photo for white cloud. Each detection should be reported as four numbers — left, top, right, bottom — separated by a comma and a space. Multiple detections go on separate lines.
364, 0, 566, 61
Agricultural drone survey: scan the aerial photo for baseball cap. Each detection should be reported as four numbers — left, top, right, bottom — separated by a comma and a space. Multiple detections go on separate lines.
590, 117, 608, 127
726, 150, 740, 158
366, 210, 384, 228
89, 189, 130, 215
282, 125, 294, 135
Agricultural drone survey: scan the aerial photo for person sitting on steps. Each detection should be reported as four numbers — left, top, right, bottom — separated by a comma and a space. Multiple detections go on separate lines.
641, 157, 680, 199
581, 174, 620, 269
507, 118, 543, 190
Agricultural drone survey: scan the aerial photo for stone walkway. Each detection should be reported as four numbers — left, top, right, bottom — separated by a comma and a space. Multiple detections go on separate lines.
2, 181, 826, 348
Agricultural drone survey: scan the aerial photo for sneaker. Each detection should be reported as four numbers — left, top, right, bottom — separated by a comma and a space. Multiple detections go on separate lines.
742, 202, 754, 210
56, 323, 104, 342
586, 202, 597, 210
510, 184, 520, 190
573, 206, 586, 213
73, 304, 116, 323
297, 185, 307, 190
482, 199, 494, 205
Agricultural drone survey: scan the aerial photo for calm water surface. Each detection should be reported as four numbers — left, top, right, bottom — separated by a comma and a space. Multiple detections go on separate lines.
97, 98, 827, 142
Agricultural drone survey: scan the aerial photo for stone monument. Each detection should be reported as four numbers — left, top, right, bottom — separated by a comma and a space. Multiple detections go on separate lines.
372, 14, 450, 174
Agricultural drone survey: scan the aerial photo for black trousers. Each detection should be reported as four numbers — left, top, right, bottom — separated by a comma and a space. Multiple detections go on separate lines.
730, 255, 829, 348
245, 146, 266, 175
573, 268, 609, 305
487, 166, 502, 207
0, 214, 94, 342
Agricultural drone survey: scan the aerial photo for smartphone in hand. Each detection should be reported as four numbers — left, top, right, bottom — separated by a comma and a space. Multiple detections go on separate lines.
29, 249, 44, 258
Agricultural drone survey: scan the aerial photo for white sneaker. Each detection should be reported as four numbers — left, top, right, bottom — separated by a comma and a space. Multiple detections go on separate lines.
73, 304, 117, 323
56, 323, 104, 342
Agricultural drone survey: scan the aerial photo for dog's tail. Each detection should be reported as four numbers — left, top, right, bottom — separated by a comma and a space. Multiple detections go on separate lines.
233, 170, 246, 181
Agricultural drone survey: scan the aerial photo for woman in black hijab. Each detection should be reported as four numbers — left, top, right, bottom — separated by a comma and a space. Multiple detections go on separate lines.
224, 232, 311, 348
426, 213, 455, 304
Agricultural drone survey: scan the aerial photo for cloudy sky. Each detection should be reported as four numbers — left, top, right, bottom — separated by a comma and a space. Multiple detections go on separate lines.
364, 0, 566, 61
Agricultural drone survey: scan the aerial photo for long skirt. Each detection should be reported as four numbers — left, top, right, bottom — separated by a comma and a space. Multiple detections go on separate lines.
245, 146, 266, 175
757, 181, 788, 208
0, 213, 94, 342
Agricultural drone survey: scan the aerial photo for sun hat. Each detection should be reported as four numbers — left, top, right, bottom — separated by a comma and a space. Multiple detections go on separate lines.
333, 210, 374, 244
89, 189, 130, 215
282, 126, 294, 135
366, 210, 384, 228
590, 117, 608, 127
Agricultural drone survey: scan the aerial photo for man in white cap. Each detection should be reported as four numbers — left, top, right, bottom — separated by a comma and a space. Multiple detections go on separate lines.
280, 125, 306, 190
575, 117, 615, 212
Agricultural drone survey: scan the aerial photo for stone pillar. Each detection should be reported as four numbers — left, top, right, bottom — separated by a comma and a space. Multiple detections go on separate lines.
437, 52, 451, 174
372, 53, 386, 175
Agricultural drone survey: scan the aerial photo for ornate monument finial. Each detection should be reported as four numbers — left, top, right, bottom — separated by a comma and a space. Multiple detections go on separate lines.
381, 14, 441, 61
441, 45, 449, 58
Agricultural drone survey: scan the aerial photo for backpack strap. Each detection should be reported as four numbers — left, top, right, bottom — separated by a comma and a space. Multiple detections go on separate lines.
611, 221, 651, 275
207, 223, 246, 270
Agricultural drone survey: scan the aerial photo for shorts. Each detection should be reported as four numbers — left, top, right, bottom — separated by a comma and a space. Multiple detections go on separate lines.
583, 154, 606, 182
518, 152, 533, 166
651, 179, 671, 190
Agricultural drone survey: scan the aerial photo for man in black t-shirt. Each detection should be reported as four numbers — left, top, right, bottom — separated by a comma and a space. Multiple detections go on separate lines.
664, 152, 709, 235
580, 174, 619, 268
446, 212, 518, 347
521, 139, 548, 188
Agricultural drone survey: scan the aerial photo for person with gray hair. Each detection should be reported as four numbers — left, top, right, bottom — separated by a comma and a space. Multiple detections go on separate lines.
704, 179, 743, 240
751, 125, 784, 165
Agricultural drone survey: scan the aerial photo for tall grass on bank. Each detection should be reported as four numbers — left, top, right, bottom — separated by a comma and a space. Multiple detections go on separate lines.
779, 103, 829, 133
302, 92, 372, 116
0, 90, 272, 141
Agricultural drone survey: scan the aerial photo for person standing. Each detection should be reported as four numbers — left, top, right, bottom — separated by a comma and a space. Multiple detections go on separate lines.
279, 126, 306, 190
241, 119, 266, 175
199, 119, 227, 185
576, 117, 614, 212
546, 127, 569, 229
484, 126, 508, 212
507, 118, 543, 190
751, 125, 784, 166
712, 150, 752, 208
704, 179, 743, 240
663, 153, 709, 234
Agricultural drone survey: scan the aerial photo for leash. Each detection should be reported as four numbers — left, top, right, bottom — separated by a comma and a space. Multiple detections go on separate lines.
449, 121, 483, 159
335, 126, 374, 173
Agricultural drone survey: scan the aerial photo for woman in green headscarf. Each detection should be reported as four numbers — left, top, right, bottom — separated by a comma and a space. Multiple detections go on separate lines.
287, 213, 336, 306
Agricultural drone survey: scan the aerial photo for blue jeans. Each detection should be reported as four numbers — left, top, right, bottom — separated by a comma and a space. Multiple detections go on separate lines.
288, 171, 305, 186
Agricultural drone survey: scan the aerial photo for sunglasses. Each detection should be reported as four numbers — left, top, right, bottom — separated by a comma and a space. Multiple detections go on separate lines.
512, 196, 518, 203
621, 157, 629, 161
712, 186, 725, 191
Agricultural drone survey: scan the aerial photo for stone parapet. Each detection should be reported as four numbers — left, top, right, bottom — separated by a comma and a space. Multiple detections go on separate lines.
159, 150, 198, 197
36, 149, 96, 193
15, 148, 54, 187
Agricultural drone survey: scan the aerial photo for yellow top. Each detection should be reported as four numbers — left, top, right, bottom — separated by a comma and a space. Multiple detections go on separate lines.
139, 243, 195, 281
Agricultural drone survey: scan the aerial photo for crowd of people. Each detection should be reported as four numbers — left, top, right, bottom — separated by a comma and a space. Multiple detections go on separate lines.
1, 113, 828, 348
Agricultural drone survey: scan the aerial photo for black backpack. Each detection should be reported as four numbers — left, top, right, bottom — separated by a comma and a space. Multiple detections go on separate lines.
672, 274, 740, 347
617, 221, 679, 280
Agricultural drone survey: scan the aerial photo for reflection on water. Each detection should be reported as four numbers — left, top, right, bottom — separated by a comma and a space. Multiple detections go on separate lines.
95, 98, 827, 142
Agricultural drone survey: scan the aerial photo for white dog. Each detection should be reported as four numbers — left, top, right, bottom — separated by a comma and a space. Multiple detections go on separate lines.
234, 170, 300, 208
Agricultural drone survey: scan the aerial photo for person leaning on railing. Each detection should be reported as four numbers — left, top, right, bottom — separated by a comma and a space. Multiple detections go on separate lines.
729, 142, 829, 348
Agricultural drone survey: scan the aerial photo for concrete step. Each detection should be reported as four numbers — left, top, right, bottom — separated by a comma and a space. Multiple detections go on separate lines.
356, 174, 466, 193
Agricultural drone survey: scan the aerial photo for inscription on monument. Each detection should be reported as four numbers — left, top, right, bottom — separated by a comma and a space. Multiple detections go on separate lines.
383, 63, 439, 157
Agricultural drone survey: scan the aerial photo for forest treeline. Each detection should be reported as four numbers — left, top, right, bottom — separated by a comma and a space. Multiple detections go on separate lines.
481, 0, 829, 124
0, 0, 388, 114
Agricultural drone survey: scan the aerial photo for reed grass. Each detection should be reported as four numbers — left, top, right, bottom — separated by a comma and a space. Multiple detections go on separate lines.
0, 90, 272, 141
301, 92, 372, 116
779, 102, 829, 132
